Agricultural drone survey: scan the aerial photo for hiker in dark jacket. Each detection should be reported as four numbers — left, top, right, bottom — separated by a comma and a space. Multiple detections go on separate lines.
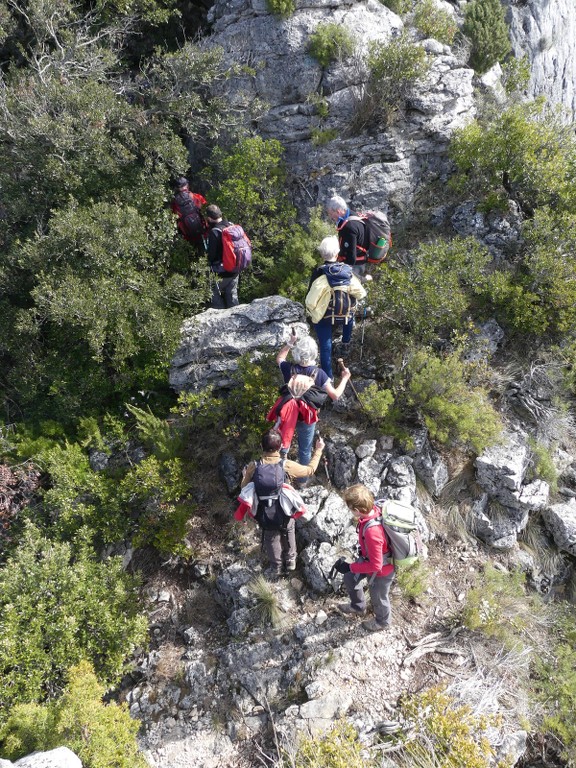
171, 177, 207, 250
333, 483, 395, 632
238, 428, 326, 576
305, 235, 366, 379
326, 194, 369, 279
267, 334, 350, 473
205, 204, 239, 309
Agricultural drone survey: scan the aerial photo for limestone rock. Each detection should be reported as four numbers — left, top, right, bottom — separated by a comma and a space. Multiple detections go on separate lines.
12, 749, 82, 768
169, 296, 306, 392
541, 502, 576, 556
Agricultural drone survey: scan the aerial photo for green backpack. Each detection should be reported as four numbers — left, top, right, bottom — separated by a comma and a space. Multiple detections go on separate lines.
362, 499, 426, 570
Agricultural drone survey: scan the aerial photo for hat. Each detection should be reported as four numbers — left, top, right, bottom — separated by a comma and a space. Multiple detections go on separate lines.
175, 177, 189, 189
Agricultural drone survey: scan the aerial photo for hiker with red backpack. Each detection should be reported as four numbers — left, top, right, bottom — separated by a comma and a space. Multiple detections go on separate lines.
267, 334, 351, 476
332, 483, 395, 632
205, 204, 252, 309
236, 428, 326, 577
305, 235, 366, 379
326, 194, 392, 281
171, 177, 207, 251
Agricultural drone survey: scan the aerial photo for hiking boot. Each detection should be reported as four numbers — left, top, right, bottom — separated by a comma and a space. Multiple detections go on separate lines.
264, 566, 282, 580
361, 618, 390, 632
337, 604, 365, 617
285, 559, 297, 572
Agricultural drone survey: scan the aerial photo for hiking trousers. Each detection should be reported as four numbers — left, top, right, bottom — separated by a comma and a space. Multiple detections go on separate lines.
263, 519, 296, 570
211, 275, 239, 309
314, 317, 354, 380
343, 570, 394, 626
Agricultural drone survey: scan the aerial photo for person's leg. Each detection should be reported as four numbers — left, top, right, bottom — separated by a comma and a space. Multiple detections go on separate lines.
339, 571, 367, 614
342, 315, 355, 344
263, 530, 282, 575
223, 275, 239, 308
281, 520, 297, 569
211, 279, 225, 309
314, 320, 334, 379
296, 421, 316, 466
367, 573, 394, 626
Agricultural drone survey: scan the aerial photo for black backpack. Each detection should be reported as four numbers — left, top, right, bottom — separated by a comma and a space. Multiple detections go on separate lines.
323, 263, 356, 325
173, 191, 205, 240
253, 460, 290, 531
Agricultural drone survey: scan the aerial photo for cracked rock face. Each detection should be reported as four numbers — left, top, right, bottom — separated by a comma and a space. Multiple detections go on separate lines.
207, 0, 475, 215
506, 0, 576, 122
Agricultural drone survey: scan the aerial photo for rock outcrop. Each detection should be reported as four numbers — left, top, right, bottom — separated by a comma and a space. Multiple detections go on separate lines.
0, 748, 82, 768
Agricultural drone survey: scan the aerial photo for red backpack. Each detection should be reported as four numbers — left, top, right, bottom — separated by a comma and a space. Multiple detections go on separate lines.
221, 224, 252, 273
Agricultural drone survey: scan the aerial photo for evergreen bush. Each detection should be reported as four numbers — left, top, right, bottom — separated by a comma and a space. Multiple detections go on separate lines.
413, 0, 457, 45
462, 0, 511, 74
354, 32, 429, 129
405, 347, 502, 454
290, 720, 365, 767
0, 524, 147, 720
0, 661, 148, 767
266, 0, 295, 17
308, 24, 355, 68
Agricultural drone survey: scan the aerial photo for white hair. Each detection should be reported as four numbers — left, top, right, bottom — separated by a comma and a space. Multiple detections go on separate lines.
317, 235, 340, 261
292, 336, 318, 366
326, 195, 347, 213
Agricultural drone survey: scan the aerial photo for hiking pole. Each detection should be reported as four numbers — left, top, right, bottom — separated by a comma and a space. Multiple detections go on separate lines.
359, 307, 367, 362
337, 358, 363, 405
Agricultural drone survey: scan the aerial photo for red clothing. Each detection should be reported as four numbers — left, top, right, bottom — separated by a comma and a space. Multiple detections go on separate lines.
266, 397, 318, 450
350, 506, 394, 577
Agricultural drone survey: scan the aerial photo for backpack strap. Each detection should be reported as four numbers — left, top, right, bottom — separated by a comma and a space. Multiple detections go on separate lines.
360, 516, 393, 568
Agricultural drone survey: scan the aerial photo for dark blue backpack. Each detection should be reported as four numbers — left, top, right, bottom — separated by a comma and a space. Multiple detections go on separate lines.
322, 263, 356, 324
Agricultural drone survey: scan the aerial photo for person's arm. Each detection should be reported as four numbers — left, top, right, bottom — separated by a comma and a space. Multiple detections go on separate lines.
324, 365, 351, 400
276, 331, 298, 365
339, 224, 357, 265
350, 523, 385, 575
207, 227, 222, 267
284, 437, 325, 478
241, 460, 257, 489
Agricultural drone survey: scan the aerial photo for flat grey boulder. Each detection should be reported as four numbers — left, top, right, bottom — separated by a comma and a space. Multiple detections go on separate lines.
169, 296, 306, 392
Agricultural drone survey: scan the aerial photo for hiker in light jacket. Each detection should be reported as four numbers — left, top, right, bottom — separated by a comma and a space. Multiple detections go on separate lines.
267, 335, 350, 475
237, 428, 325, 576
333, 484, 395, 632
205, 204, 239, 309
305, 235, 366, 379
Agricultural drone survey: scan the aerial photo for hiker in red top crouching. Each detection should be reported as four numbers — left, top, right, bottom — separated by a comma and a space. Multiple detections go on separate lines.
332, 484, 395, 633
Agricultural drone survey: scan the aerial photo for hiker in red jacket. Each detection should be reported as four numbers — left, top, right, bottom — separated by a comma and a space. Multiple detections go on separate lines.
332, 484, 395, 632
171, 177, 207, 251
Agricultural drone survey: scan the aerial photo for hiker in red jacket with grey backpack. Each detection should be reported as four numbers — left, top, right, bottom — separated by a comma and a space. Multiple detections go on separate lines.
205, 204, 252, 309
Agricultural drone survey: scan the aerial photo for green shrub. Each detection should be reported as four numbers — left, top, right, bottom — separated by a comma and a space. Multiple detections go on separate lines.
290, 720, 365, 767
405, 347, 502, 454
527, 438, 558, 492
311, 128, 339, 146
449, 101, 576, 215
461, 564, 533, 647
308, 24, 355, 68
355, 32, 429, 129
534, 605, 576, 765
502, 55, 531, 96
396, 687, 501, 768
307, 93, 330, 119
379, 0, 412, 14
0, 661, 148, 767
359, 382, 395, 426
373, 237, 492, 344
266, 0, 295, 16
413, 0, 457, 45
395, 559, 430, 600
462, 0, 511, 74
0, 523, 147, 720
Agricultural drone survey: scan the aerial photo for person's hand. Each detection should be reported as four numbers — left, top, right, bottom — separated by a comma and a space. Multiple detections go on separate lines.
288, 331, 298, 347
333, 558, 351, 574
315, 436, 325, 451
340, 365, 351, 379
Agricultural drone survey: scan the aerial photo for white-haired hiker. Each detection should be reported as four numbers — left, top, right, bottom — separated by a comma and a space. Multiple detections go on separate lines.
266, 333, 350, 476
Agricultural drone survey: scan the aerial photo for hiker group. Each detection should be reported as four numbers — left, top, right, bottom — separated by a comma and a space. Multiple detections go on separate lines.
172, 177, 420, 632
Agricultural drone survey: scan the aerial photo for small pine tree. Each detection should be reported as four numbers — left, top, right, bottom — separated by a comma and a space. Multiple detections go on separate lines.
463, 0, 511, 74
